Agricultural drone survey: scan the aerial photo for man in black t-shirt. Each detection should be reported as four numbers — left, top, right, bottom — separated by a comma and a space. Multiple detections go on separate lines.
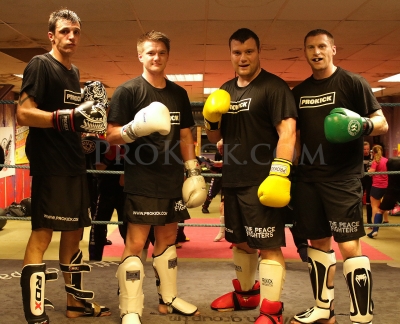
107, 30, 206, 323
16, 9, 110, 323
204, 28, 297, 324
290, 29, 388, 324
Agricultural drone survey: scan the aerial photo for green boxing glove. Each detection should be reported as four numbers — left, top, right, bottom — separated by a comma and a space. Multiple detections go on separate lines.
324, 107, 374, 143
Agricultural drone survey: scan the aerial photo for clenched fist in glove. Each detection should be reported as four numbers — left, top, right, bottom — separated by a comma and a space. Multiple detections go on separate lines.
258, 158, 292, 208
324, 107, 374, 143
53, 100, 107, 134
120, 102, 171, 143
202, 89, 230, 131
182, 159, 207, 208
82, 80, 109, 108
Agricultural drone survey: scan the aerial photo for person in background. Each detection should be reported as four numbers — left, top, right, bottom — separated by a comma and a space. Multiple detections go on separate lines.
201, 139, 224, 215
362, 141, 373, 225
379, 157, 400, 218
106, 30, 206, 323
290, 28, 388, 324
83, 137, 127, 260
367, 144, 389, 238
16, 9, 110, 322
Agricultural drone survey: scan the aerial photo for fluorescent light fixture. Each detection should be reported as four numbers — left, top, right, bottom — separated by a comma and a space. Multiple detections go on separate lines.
13, 74, 23, 78
204, 88, 219, 94
167, 74, 203, 82
378, 73, 400, 82
371, 87, 385, 93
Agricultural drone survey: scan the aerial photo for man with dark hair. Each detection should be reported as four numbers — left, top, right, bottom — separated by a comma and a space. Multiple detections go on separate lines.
290, 28, 388, 324
204, 28, 297, 324
16, 8, 110, 323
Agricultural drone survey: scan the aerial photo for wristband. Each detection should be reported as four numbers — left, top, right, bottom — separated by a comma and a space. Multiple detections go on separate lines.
269, 158, 292, 177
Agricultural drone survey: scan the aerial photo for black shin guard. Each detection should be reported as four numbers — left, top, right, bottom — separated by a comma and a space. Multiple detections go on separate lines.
60, 249, 93, 301
21, 263, 57, 324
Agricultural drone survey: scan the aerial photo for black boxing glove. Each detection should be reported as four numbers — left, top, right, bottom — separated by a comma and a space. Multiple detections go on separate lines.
53, 101, 107, 134
82, 80, 109, 108
82, 136, 124, 166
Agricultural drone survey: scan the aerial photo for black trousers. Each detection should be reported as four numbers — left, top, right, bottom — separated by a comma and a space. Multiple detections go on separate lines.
88, 183, 126, 261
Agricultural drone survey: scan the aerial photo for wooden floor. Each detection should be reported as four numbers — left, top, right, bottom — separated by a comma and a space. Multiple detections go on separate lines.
1, 198, 400, 267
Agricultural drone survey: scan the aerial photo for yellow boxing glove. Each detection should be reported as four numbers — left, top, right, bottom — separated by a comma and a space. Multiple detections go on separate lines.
202, 89, 231, 131
258, 158, 292, 208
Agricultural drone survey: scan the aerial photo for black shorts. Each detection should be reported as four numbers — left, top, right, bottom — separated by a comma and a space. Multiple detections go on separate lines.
223, 186, 286, 250
124, 194, 190, 225
292, 179, 365, 243
370, 186, 386, 200
31, 175, 91, 231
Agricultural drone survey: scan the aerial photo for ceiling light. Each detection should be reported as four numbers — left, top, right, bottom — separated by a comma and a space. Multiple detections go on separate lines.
167, 74, 203, 82
371, 87, 385, 93
204, 88, 219, 94
378, 74, 400, 82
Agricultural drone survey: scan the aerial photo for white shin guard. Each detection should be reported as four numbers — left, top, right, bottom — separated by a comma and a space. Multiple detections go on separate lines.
294, 247, 336, 323
152, 245, 197, 316
259, 259, 285, 303
233, 246, 259, 291
343, 256, 373, 324
117, 255, 144, 321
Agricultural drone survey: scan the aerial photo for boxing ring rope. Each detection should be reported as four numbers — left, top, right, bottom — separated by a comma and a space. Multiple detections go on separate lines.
2, 100, 400, 106
1, 163, 400, 228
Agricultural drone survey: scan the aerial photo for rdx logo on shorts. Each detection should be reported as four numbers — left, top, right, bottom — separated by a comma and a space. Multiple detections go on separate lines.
299, 92, 335, 108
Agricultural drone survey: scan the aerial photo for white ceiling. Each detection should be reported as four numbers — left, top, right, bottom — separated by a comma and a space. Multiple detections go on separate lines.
1, 0, 400, 102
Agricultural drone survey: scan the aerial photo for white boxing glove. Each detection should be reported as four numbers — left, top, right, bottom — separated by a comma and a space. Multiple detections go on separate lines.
182, 159, 207, 208
120, 102, 171, 143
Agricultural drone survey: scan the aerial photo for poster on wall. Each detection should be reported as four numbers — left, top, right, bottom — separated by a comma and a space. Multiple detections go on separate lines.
15, 125, 29, 164
0, 126, 16, 178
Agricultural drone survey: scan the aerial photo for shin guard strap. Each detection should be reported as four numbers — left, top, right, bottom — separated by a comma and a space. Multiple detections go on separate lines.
61, 249, 94, 301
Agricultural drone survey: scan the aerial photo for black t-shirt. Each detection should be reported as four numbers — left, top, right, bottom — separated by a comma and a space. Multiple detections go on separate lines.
108, 76, 194, 198
20, 53, 86, 176
292, 67, 381, 182
220, 69, 297, 187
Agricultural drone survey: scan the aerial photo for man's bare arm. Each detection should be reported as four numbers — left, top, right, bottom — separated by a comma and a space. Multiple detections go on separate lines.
16, 92, 53, 128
